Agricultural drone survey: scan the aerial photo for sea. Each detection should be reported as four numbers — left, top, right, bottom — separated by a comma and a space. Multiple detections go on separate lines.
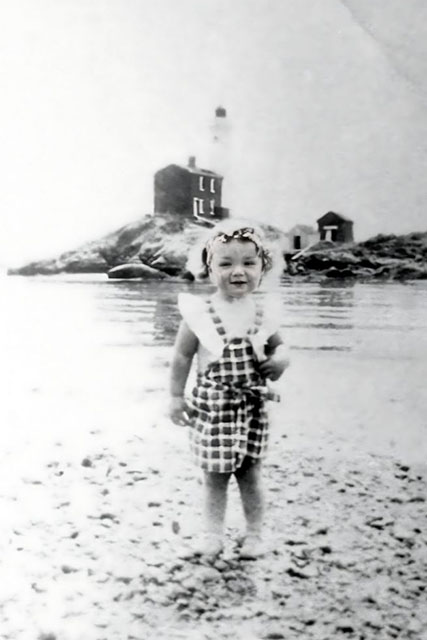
1, 273, 426, 465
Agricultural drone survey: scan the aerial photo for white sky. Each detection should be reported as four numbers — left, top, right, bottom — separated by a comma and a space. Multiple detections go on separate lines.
1, 0, 427, 266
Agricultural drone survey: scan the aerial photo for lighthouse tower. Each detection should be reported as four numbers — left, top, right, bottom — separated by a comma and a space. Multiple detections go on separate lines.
210, 106, 232, 213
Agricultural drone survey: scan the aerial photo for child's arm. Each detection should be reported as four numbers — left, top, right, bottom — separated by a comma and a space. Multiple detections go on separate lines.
258, 331, 290, 381
169, 320, 198, 425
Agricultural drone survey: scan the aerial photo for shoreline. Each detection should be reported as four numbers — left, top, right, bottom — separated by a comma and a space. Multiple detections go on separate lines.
7, 218, 427, 283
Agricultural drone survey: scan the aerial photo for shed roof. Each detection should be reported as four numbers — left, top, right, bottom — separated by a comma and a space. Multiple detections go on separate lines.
289, 224, 317, 234
317, 211, 353, 223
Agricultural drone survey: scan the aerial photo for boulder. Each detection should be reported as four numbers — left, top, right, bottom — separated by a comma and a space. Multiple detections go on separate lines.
325, 266, 356, 278
107, 263, 168, 280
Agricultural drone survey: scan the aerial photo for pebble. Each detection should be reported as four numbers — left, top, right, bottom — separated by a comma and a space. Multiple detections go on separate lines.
361, 609, 383, 629
335, 619, 355, 633
392, 525, 416, 543
287, 566, 316, 579
61, 565, 78, 574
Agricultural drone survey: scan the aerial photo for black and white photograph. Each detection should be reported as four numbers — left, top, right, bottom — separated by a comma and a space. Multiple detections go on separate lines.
1, 1, 427, 639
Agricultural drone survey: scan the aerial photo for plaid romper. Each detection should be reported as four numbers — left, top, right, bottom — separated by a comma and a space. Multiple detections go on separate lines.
188, 300, 279, 473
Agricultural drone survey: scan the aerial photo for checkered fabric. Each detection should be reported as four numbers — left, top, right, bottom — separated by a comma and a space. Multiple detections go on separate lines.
187, 302, 280, 473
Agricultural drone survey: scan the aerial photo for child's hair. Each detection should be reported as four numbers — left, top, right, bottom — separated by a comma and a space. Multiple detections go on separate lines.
187, 218, 275, 280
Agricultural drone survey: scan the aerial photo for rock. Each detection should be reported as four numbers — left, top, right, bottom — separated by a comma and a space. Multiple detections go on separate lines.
61, 564, 78, 574
99, 512, 118, 522
325, 266, 355, 278
172, 520, 180, 534
108, 262, 168, 280
115, 576, 133, 585
407, 618, 424, 634
314, 526, 329, 535
6, 213, 286, 277
362, 609, 383, 629
81, 457, 93, 467
392, 525, 416, 544
366, 516, 394, 530
335, 619, 355, 633
193, 566, 221, 582
287, 566, 317, 579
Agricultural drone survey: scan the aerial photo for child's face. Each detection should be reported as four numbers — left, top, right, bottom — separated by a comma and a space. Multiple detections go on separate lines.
208, 239, 263, 299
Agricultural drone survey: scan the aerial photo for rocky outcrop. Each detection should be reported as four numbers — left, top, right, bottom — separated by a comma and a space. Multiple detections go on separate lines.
7, 213, 287, 279
8, 216, 427, 282
289, 233, 427, 281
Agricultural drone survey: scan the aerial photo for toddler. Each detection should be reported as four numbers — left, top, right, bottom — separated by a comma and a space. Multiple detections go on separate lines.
169, 221, 290, 559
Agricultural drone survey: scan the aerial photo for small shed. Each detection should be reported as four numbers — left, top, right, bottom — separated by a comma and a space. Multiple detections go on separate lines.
154, 157, 228, 221
317, 211, 354, 243
288, 224, 319, 251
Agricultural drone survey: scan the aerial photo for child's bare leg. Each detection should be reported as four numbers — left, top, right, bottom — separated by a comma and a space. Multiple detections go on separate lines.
235, 459, 264, 534
204, 471, 231, 536
180, 471, 231, 558
235, 459, 265, 557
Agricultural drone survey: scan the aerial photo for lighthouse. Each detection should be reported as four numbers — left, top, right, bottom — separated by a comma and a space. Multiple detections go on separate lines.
210, 106, 232, 213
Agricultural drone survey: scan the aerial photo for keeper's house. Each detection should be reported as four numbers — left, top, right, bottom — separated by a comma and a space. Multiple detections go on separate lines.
154, 156, 229, 221
317, 211, 354, 243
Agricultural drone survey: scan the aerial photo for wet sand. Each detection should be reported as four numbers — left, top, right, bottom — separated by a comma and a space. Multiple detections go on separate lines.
1, 346, 426, 640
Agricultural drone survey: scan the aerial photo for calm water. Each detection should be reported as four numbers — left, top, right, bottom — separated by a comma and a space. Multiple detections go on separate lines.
2, 274, 427, 461
5, 273, 425, 353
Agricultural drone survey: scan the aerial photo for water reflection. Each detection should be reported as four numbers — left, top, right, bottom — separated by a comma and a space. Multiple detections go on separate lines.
89, 278, 427, 359
314, 281, 356, 309
94, 279, 358, 352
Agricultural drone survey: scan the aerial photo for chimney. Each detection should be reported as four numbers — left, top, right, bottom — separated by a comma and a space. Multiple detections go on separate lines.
188, 156, 196, 168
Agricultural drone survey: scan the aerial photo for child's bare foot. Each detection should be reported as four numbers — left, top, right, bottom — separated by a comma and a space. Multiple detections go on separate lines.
178, 533, 223, 559
239, 533, 265, 559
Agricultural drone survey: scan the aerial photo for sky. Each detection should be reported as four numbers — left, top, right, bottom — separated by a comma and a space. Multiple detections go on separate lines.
1, 0, 427, 266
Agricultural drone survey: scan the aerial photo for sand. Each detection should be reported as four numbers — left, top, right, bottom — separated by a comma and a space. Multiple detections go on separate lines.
1, 350, 426, 640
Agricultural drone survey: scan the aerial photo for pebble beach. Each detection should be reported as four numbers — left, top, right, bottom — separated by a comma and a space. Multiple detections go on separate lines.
2, 275, 426, 639
1, 366, 426, 640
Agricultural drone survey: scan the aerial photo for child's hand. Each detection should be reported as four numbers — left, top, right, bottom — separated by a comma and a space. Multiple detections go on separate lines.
258, 354, 290, 381
169, 396, 191, 427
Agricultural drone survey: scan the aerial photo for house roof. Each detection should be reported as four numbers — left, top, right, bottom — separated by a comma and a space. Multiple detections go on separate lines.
289, 224, 317, 234
165, 164, 223, 178
176, 164, 223, 178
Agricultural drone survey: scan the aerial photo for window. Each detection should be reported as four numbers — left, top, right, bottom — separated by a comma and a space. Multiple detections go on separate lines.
199, 176, 205, 191
210, 178, 215, 193
210, 199, 215, 215
193, 198, 204, 216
